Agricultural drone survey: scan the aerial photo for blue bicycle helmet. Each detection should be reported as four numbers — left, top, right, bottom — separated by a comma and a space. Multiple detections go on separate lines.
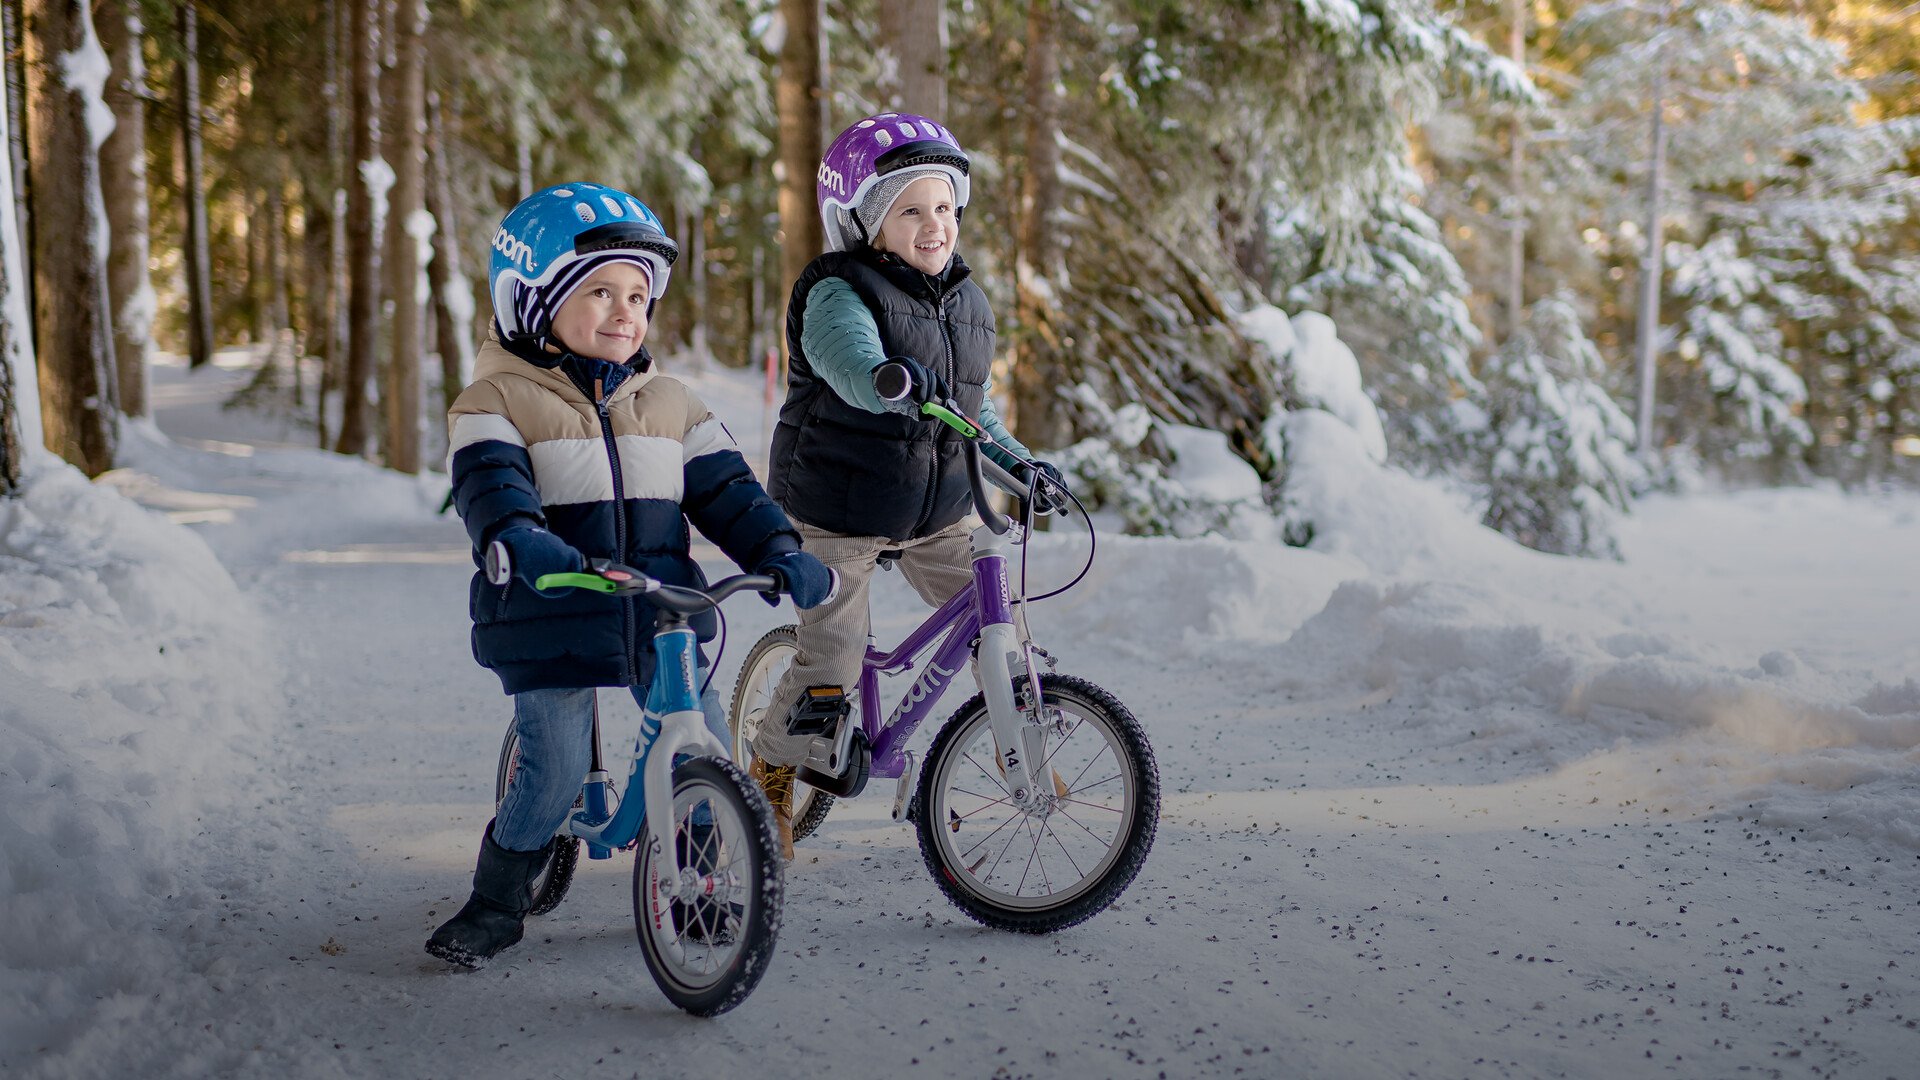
488, 182, 679, 350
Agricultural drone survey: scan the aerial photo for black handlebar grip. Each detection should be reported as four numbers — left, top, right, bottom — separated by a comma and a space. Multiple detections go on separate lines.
874, 360, 914, 404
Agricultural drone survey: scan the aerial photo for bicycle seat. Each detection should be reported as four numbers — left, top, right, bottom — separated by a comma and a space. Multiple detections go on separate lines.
876, 549, 903, 572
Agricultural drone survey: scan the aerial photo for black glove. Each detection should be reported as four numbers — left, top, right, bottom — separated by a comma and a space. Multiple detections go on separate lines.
492, 525, 586, 594
873, 357, 947, 417
757, 551, 836, 609
1020, 459, 1069, 515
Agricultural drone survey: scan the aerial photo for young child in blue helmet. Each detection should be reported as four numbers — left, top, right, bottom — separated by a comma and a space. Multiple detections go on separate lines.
427, 183, 831, 966
749, 115, 1064, 859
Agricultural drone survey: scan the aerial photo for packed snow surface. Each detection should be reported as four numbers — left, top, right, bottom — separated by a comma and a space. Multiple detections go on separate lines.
4, 352, 1919, 1078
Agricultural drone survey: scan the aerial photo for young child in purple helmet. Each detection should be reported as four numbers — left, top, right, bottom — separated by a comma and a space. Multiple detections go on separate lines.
750, 113, 1064, 859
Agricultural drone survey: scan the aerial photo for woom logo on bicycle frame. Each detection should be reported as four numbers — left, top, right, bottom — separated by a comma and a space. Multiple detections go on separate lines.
903, 658, 959, 709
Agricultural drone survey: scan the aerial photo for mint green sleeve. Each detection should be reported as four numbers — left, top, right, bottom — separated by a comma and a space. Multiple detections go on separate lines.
977, 373, 1032, 472
800, 277, 892, 414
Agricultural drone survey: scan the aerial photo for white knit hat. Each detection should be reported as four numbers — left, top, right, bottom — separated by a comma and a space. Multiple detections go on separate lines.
852, 167, 956, 244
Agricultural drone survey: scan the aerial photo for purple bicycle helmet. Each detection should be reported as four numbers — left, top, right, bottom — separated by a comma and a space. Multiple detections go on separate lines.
816, 113, 971, 252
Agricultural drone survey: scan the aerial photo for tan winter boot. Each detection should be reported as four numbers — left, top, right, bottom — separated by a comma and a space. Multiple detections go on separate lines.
751, 757, 797, 862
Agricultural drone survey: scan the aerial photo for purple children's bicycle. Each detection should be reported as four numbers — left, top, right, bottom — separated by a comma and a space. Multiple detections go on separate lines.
728, 365, 1160, 932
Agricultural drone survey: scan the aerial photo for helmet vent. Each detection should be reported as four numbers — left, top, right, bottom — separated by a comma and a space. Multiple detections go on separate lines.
601, 195, 624, 218
573, 202, 596, 224
875, 129, 893, 148
898, 122, 918, 138
626, 198, 646, 219
552, 188, 574, 198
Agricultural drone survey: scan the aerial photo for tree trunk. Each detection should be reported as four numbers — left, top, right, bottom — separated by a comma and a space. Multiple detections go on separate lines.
3, 2, 29, 269
25, 0, 117, 475
300, 190, 332, 408
267, 182, 290, 361
775, 0, 825, 313
1505, 0, 1526, 340
98, 0, 150, 418
876, 0, 946, 118
380, 0, 425, 472
0, 62, 30, 495
1634, 64, 1668, 457
1009, 0, 1065, 450
425, 84, 471, 415
335, 0, 382, 456
176, 1, 212, 369
316, 0, 346, 443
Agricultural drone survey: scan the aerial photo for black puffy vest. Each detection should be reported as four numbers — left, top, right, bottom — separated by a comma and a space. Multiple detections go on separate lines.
768, 249, 995, 541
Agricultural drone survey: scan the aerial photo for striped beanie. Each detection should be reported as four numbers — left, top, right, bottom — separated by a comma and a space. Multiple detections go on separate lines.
508, 252, 655, 358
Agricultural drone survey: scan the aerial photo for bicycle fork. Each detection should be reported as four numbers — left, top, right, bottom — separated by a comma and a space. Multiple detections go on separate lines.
969, 524, 1049, 810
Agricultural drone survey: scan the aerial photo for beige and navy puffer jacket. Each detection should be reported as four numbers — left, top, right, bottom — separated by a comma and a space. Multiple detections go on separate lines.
447, 332, 799, 693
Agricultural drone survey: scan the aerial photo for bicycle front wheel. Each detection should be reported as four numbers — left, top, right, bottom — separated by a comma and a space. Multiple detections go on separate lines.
495, 721, 580, 916
729, 626, 837, 840
916, 674, 1159, 933
632, 757, 783, 1016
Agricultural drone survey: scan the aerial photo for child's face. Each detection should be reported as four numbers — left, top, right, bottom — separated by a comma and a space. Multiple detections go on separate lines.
872, 176, 959, 275
551, 262, 652, 363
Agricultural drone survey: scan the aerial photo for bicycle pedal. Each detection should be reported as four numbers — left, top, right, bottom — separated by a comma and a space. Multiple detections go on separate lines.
785, 685, 849, 737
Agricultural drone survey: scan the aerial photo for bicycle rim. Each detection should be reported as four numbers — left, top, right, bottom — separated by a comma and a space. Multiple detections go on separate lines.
632, 759, 781, 1015
730, 628, 835, 836
926, 690, 1139, 913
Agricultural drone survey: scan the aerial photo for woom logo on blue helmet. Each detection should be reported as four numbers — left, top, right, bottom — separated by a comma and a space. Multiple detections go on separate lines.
493, 226, 538, 274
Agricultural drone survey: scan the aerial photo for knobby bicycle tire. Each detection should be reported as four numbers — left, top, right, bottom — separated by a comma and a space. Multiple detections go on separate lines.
915, 673, 1159, 933
631, 757, 784, 1016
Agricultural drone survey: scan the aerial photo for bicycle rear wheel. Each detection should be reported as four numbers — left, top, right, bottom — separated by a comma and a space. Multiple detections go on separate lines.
632, 757, 783, 1016
729, 626, 837, 840
916, 674, 1159, 933
495, 722, 581, 916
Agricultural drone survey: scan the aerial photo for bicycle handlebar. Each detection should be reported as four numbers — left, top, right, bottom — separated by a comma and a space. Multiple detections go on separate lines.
872, 360, 1063, 535
528, 560, 791, 614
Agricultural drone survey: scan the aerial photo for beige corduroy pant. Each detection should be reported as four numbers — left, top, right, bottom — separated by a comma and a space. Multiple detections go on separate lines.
751, 519, 975, 766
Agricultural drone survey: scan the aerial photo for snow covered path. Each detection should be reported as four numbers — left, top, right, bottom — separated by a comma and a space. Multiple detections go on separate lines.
11, 354, 1920, 1079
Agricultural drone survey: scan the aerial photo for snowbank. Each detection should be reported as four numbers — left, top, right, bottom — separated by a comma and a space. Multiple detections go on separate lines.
1264, 409, 1920, 848
0, 459, 275, 1064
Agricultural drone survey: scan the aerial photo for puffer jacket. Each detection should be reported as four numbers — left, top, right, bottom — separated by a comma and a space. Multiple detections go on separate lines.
768, 248, 997, 541
447, 331, 799, 694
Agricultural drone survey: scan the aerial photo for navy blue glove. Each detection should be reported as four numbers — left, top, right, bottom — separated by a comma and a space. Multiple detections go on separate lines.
758, 551, 835, 610
1021, 459, 1069, 515
492, 525, 585, 595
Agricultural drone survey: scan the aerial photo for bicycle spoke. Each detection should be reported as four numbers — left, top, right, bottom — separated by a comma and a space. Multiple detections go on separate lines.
980, 811, 1030, 885
1015, 817, 1043, 896
960, 750, 1011, 797
1046, 821, 1086, 880
1058, 796, 1124, 814
1051, 802, 1116, 845
955, 804, 1025, 862
1062, 735, 1108, 783
949, 785, 1013, 811
1067, 772, 1122, 798
1038, 714, 1086, 773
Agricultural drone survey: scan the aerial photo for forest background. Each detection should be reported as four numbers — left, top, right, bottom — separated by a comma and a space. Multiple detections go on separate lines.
0, 0, 1914, 558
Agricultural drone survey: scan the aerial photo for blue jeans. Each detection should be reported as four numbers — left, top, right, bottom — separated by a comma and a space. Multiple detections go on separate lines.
492, 680, 728, 853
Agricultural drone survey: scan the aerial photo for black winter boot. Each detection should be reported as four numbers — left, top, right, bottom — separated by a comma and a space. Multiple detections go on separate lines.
424, 824, 554, 967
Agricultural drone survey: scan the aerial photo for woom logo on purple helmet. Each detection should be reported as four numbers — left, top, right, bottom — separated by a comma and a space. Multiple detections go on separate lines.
816, 112, 971, 253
